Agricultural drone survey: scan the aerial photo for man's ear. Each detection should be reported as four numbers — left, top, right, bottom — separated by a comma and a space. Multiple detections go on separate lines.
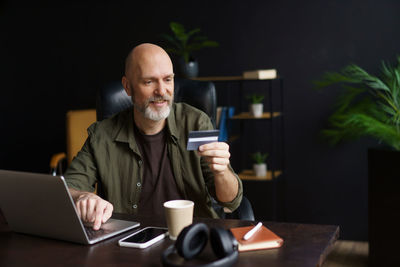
122, 76, 131, 96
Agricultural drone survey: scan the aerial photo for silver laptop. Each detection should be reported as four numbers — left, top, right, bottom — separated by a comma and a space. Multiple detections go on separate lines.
0, 169, 140, 244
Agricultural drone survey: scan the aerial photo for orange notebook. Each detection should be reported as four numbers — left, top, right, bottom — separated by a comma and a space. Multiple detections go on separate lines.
230, 225, 284, 252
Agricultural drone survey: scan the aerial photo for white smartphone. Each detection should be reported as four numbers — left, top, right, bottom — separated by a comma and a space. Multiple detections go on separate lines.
118, 226, 168, 249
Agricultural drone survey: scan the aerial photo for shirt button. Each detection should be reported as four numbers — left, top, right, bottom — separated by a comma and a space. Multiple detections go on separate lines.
138, 160, 143, 166
132, 204, 137, 209
137, 182, 141, 187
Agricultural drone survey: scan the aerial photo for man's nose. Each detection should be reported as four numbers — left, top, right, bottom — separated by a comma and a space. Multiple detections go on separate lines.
155, 81, 167, 96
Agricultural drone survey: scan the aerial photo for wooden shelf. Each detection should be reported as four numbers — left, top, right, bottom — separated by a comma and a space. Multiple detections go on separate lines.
231, 112, 281, 119
192, 76, 279, 81
239, 170, 282, 181
192, 76, 243, 81
228, 135, 240, 143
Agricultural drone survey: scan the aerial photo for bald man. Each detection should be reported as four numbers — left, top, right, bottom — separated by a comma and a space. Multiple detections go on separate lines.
65, 43, 242, 230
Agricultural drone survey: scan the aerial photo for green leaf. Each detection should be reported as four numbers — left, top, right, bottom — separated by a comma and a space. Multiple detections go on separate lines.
170, 22, 185, 35
316, 56, 400, 150
187, 28, 201, 38
160, 33, 182, 50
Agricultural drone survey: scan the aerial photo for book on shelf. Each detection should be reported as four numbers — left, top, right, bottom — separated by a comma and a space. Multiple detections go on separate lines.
230, 224, 283, 252
217, 106, 235, 142
243, 69, 277, 80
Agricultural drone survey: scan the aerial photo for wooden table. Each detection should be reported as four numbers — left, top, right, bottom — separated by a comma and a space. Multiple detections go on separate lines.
0, 211, 339, 267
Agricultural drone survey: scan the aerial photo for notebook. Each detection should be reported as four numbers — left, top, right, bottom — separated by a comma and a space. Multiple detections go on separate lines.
230, 224, 284, 252
0, 169, 140, 244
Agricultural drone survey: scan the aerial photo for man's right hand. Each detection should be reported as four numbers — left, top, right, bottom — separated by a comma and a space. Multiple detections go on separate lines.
69, 188, 113, 230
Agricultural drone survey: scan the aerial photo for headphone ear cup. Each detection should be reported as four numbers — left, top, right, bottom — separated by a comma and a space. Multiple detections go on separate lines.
209, 227, 235, 258
175, 223, 209, 260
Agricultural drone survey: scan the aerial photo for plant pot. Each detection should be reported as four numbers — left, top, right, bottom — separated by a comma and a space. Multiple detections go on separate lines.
177, 57, 199, 78
250, 104, 263, 117
253, 163, 267, 177
368, 148, 400, 266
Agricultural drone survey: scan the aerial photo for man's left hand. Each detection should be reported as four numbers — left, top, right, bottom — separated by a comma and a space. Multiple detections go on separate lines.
198, 141, 238, 202
198, 142, 231, 176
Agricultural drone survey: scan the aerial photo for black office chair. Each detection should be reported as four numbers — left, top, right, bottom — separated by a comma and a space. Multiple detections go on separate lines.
224, 197, 254, 220
96, 78, 255, 221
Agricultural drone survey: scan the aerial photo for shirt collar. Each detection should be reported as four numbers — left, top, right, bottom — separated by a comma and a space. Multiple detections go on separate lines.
166, 103, 179, 144
114, 109, 138, 152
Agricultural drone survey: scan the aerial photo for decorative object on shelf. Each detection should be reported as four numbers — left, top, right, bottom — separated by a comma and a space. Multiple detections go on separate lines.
247, 94, 264, 118
243, 69, 277, 80
251, 152, 269, 177
161, 22, 219, 78
314, 56, 400, 150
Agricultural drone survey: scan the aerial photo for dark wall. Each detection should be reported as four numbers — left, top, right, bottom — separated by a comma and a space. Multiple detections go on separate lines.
1, 0, 399, 240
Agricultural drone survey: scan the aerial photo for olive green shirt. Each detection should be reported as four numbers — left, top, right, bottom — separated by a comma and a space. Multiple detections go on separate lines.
65, 103, 243, 218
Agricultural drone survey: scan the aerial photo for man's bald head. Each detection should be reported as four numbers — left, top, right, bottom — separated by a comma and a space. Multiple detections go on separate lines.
121, 43, 175, 126
124, 43, 173, 79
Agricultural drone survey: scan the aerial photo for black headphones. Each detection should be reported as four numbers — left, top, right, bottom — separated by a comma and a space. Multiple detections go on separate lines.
162, 223, 239, 267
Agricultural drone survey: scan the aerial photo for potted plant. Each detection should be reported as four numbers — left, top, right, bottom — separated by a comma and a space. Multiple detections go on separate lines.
247, 94, 264, 117
314, 56, 400, 266
314, 57, 400, 148
161, 22, 219, 78
251, 152, 269, 177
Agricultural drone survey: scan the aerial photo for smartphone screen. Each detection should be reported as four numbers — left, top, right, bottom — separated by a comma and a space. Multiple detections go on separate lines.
119, 227, 168, 248
123, 227, 167, 243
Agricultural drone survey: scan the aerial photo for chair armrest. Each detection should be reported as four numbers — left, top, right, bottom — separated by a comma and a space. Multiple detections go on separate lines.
50, 152, 67, 176
225, 196, 255, 221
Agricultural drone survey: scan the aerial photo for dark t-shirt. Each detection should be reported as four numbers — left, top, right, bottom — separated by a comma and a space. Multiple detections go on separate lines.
134, 126, 183, 218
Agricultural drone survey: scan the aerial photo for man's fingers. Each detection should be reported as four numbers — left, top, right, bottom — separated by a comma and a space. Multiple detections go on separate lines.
79, 200, 87, 222
199, 142, 229, 151
86, 199, 96, 223
203, 156, 230, 165
102, 203, 113, 223
74, 193, 113, 230
198, 142, 231, 175
198, 142, 230, 156
199, 150, 230, 158
93, 203, 104, 230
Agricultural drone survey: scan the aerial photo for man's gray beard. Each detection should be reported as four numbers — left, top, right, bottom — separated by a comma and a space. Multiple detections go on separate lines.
133, 96, 173, 121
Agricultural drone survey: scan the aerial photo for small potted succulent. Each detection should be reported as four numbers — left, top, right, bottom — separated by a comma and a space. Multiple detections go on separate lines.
247, 94, 264, 117
251, 152, 269, 177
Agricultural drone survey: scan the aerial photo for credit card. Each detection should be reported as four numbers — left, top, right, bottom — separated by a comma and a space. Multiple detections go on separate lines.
186, 130, 220, 151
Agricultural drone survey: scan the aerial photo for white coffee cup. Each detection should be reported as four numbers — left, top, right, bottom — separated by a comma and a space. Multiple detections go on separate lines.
163, 200, 194, 240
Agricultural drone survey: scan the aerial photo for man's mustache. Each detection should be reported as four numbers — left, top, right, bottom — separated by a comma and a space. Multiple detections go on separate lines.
148, 95, 172, 102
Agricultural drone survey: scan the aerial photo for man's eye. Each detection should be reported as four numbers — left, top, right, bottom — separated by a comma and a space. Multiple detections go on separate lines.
144, 80, 152, 85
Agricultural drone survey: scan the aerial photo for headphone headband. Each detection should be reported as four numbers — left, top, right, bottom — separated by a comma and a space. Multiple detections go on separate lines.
161, 223, 238, 267
162, 245, 238, 267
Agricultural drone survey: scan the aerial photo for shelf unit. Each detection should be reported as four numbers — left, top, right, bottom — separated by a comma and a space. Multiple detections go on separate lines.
193, 75, 285, 221
193, 76, 284, 182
